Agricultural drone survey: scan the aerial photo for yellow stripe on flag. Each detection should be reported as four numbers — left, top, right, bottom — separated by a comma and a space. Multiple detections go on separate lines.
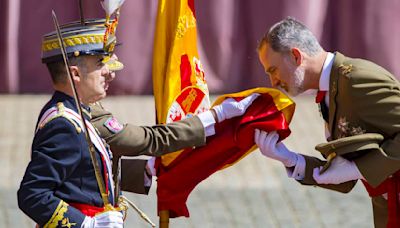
152, 0, 210, 166
213, 87, 296, 124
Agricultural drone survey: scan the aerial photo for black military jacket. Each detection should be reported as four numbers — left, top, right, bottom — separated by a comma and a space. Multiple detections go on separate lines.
18, 91, 113, 227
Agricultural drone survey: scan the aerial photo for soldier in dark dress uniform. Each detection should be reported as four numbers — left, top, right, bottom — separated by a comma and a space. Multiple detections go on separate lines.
17, 19, 126, 227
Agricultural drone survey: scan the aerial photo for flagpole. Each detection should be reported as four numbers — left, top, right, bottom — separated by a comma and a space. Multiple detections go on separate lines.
159, 210, 169, 228
155, 0, 170, 224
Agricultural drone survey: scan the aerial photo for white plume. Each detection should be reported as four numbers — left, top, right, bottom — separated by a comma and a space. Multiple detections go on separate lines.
101, 0, 125, 16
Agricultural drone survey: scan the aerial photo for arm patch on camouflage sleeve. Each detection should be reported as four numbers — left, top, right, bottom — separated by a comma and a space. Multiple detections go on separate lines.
104, 117, 124, 134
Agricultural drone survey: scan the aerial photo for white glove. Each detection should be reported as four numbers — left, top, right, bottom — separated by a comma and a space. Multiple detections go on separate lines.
254, 130, 298, 167
213, 93, 260, 123
81, 211, 124, 228
313, 156, 363, 184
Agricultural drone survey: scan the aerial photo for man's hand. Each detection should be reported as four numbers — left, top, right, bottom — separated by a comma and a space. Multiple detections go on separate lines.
81, 211, 123, 228
213, 93, 260, 122
313, 156, 363, 184
254, 130, 298, 167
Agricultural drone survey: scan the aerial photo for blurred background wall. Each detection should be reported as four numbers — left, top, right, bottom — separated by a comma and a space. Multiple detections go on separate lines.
1, 0, 399, 95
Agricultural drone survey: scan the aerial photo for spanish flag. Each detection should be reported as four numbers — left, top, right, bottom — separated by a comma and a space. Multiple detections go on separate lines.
156, 88, 295, 217
152, 0, 296, 219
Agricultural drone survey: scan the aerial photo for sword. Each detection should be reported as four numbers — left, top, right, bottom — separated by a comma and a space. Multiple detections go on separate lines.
51, 10, 115, 211
120, 195, 156, 228
78, 0, 85, 25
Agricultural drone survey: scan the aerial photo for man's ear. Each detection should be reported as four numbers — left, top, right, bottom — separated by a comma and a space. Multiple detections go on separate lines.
290, 48, 303, 66
69, 66, 81, 82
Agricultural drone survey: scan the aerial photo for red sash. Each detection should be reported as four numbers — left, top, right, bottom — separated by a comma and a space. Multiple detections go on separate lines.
362, 170, 400, 228
69, 202, 105, 217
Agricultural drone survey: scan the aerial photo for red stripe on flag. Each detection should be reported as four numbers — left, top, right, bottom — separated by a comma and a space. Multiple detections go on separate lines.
180, 54, 192, 91
188, 0, 195, 16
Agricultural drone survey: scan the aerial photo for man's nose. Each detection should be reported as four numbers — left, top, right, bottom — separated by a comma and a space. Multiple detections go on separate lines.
102, 67, 110, 77
108, 71, 116, 80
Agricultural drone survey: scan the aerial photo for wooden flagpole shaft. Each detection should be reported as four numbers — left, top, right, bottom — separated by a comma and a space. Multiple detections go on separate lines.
159, 210, 170, 228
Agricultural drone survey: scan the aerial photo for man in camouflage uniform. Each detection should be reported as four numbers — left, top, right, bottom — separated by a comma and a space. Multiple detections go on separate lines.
255, 17, 400, 227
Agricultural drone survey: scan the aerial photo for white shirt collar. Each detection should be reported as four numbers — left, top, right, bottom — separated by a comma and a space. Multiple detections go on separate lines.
319, 52, 335, 91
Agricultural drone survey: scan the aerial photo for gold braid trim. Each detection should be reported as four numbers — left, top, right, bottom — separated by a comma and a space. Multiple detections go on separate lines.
39, 102, 82, 134
42, 34, 104, 52
43, 201, 77, 228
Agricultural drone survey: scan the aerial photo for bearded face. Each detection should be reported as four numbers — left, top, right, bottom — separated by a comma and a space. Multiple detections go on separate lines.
282, 55, 306, 97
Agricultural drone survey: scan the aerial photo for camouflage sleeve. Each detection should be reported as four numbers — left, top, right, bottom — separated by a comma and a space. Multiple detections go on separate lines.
90, 102, 206, 157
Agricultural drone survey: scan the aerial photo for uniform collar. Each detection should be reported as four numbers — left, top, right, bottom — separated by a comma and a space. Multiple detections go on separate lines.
319, 52, 335, 91
53, 90, 91, 119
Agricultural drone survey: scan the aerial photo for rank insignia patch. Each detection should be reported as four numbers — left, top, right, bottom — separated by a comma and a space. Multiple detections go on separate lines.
104, 117, 123, 133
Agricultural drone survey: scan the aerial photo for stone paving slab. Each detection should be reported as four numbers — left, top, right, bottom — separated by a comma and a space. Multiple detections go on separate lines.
0, 94, 373, 227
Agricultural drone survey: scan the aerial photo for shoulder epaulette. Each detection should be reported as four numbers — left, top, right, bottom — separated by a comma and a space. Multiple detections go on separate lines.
36, 102, 82, 134
338, 64, 353, 78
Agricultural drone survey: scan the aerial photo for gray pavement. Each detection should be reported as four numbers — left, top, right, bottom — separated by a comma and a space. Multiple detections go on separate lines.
0, 94, 373, 227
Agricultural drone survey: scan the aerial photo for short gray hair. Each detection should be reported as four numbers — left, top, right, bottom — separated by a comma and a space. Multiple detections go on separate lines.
258, 17, 323, 56
46, 56, 86, 84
